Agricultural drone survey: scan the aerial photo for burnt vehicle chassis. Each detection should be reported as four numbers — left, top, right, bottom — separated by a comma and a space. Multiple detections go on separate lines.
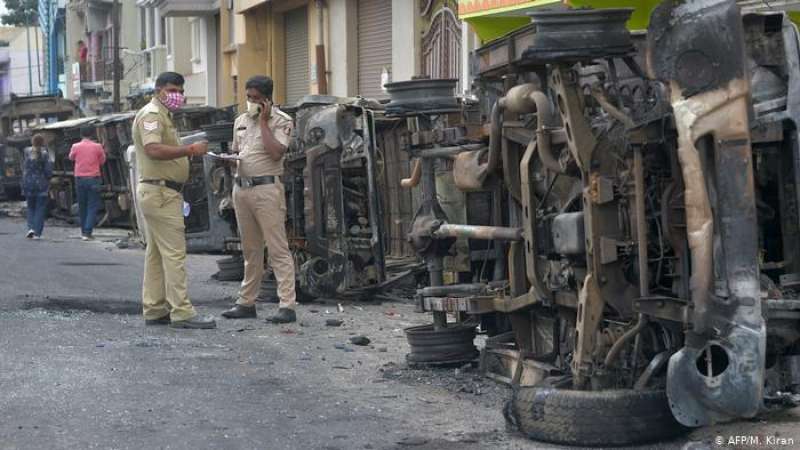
0, 95, 80, 200
285, 96, 421, 300
37, 114, 137, 227
405, 2, 800, 446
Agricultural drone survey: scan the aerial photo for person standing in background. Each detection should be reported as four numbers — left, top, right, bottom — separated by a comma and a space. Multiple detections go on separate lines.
69, 126, 106, 241
21, 135, 52, 240
77, 40, 88, 81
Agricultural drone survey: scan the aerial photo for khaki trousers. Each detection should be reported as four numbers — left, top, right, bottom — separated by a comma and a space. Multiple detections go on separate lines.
137, 183, 196, 321
233, 181, 296, 309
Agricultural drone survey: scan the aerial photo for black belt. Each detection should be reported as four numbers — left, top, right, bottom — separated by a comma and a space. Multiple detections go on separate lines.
235, 175, 275, 188
140, 179, 184, 193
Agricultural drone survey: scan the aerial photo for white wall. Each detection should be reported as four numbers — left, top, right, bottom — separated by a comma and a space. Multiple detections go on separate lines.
328, 0, 357, 97
391, 0, 420, 83
8, 27, 46, 96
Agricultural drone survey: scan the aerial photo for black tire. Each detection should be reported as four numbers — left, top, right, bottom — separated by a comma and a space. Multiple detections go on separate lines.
212, 267, 244, 282
405, 323, 479, 365
217, 258, 244, 271
295, 281, 316, 303
505, 386, 687, 447
217, 256, 241, 265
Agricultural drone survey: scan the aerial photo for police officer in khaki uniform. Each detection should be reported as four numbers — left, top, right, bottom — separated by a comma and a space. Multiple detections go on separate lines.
221, 75, 297, 323
133, 71, 216, 329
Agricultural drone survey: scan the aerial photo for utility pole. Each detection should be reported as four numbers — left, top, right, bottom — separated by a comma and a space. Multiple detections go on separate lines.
26, 11, 33, 95
112, 0, 121, 112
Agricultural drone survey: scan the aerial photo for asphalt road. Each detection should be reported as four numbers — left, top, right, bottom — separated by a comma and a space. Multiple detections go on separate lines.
0, 209, 798, 450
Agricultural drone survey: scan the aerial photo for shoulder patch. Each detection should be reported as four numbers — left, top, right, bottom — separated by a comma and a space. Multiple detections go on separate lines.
142, 120, 159, 132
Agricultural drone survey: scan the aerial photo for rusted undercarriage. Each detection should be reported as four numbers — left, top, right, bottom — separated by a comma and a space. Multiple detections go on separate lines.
402, 0, 800, 445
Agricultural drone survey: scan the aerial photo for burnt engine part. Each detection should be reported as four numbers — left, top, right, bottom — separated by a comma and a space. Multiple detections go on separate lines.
405, 323, 479, 366
298, 255, 347, 299
522, 9, 635, 63
551, 212, 586, 256
384, 78, 460, 116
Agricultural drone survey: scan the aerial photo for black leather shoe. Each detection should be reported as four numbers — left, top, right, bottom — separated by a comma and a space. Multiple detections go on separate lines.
265, 308, 296, 324
145, 314, 170, 326
221, 304, 257, 319
169, 314, 217, 329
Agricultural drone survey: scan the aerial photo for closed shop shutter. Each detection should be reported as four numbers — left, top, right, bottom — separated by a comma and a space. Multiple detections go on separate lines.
357, 0, 392, 99
285, 6, 309, 105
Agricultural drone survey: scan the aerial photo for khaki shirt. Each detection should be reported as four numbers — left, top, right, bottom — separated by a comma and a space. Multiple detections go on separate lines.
132, 98, 189, 183
232, 106, 293, 177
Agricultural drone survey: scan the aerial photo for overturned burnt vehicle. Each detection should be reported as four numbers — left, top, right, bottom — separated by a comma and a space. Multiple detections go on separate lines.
402, 1, 800, 446
36, 114, 136, 227
0, 95, 80, 200
283, 97, 421, 300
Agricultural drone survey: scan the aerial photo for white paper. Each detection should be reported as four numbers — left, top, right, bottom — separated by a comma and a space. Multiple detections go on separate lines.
206, 152, 241, 161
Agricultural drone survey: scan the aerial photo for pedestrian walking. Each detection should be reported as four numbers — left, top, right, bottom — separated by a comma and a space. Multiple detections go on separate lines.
132, 71, 216, 329
221, 75, 297, 324
69, 126, 106, 240
21, 134, 52, 240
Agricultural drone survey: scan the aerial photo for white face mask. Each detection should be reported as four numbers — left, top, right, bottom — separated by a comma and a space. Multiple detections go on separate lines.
246, 101, 261, 117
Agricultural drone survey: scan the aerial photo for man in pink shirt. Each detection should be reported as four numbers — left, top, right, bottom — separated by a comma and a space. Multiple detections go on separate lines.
69, 126, 106, 240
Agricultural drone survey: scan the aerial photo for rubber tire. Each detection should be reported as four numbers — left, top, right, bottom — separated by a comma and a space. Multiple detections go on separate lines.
505, 387, 687, 447
405, 323, 479, 365
213, 268, 244, 282
217, 258, 244, 271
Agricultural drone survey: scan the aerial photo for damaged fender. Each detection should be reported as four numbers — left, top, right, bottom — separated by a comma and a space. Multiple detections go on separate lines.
647, 0, 766, 426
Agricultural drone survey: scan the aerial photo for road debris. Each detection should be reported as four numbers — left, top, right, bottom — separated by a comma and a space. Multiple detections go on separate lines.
349, 336, 370, 346
326, 319, 344, 327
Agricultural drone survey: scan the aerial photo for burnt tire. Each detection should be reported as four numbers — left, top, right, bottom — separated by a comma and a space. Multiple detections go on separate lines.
212, 267, 244, 282
405, 323, 479, 365
504, 387, 687, 447
217, 257, 244, 271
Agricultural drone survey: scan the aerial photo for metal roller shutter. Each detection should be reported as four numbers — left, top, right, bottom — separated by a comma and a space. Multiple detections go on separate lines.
358, 0, 392, 99
285, 6, 309, 105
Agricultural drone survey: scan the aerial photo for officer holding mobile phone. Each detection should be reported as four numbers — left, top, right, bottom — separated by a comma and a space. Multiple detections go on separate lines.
221, 75, 297, 323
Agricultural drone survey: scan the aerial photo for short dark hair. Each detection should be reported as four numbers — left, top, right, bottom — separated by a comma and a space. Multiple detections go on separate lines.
80, 126, 94, 138
155, 71, 185, 89
245, 76, 273, 100
31, 134, 45, 147
77, 40, 84, 45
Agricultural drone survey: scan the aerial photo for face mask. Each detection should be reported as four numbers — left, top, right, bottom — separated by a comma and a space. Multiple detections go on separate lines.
161, 91, 185, 111
246, 101, 262, 117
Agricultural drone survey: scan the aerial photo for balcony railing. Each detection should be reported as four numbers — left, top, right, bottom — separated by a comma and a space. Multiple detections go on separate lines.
140, 46, 167, 84
153, 0, 219, 17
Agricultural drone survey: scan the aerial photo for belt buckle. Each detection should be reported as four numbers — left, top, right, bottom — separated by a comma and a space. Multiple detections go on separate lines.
241, 177, 253, 188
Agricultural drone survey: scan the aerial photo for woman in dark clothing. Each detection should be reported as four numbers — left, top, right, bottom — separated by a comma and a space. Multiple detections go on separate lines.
21, 134, 52, 239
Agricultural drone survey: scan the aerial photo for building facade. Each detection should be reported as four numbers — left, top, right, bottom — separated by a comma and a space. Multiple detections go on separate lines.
225, 0, 469, 108
132, 0, 219, 106
64, 0, 140, 113
60, 0, 472, 111
39, 0, 68, 96
0, 27, 47, 98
